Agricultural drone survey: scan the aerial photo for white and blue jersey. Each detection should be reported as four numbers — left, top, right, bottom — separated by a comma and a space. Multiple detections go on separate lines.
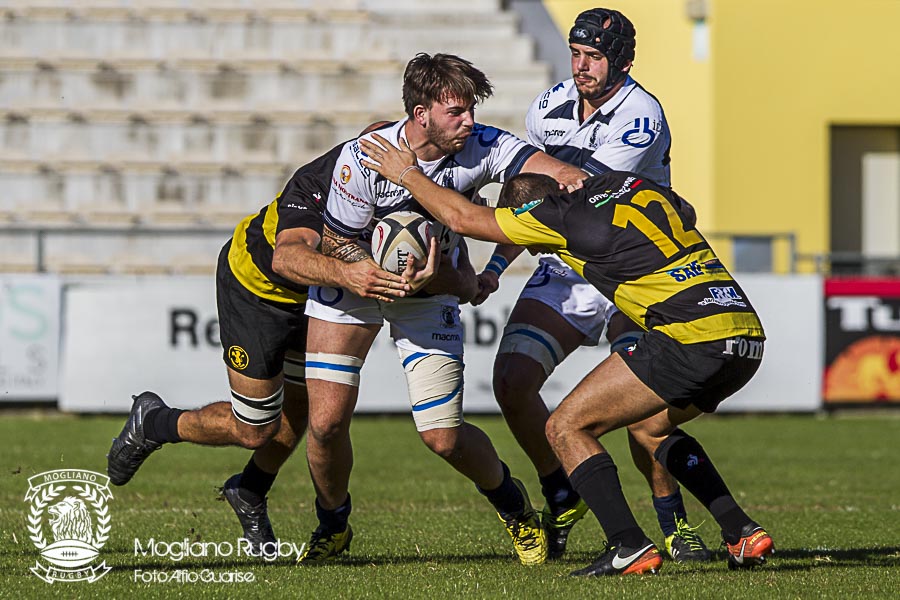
324, 118, 537, 246
525, 76, 671, 187
510, 75, 673, 349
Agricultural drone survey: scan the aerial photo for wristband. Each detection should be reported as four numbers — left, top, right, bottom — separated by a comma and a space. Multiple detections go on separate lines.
484, 253, 509, 277
398, 165, 423, 187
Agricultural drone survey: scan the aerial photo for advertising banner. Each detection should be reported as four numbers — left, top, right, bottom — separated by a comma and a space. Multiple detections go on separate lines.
0, 275, 60, 401
823, 278, 900, 405
60, 274, 822, 413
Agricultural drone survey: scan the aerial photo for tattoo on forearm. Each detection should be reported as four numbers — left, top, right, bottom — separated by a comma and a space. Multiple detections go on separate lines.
322, 228, 369, 263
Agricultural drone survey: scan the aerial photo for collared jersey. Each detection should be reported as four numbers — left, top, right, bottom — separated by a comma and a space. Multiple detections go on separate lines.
323, 118, 537, 249
227, 143, 343, 304
495, 172, 765, 344
526, 76, 671, 187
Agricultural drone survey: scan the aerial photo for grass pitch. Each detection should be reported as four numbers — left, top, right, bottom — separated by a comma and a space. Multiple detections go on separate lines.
1, 412, 898, 599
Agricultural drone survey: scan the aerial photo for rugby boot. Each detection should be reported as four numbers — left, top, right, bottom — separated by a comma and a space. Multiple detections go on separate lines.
498, 479, 547, 566
297, 523, 353, 564
570, 539, 663, 577
223, 474, 276, 557
542, 497, 589, 560
724, 522, 774, 569
106, 392, 165, 485
665, 517, 713, 562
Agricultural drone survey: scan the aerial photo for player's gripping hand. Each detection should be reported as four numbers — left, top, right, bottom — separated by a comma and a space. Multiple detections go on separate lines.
471, 271, 499, 306
402, 237, 439, 295
360, 134, 418, 184
339, 259, 411, 303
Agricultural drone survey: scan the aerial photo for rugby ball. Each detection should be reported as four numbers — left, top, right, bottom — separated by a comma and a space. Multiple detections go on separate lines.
41, 540, 99, 568
371, 211, 434, 275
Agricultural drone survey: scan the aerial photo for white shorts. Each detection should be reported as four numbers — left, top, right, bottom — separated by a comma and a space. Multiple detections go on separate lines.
306, 288, 465, 431
518, 256, 618, 346
305, 288, 464, 355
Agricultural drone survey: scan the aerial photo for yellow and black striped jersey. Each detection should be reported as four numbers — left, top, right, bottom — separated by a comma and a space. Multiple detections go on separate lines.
495, 172, 765, 344
227, 143, 342, 304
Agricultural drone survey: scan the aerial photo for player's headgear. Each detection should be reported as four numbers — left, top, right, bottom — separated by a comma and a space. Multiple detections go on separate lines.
569, 8, 636, 91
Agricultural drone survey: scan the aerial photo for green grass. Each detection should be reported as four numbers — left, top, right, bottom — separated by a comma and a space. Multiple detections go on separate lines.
1, 412, 898, 598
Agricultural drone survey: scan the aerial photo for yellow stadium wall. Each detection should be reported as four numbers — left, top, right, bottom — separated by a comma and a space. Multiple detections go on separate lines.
541, 0, 900, 272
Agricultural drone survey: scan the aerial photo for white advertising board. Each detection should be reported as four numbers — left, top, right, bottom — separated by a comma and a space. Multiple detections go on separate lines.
60, 274, 822, 413
0, 275, 61, 400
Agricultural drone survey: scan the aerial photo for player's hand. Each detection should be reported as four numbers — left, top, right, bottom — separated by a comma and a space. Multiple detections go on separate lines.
360, 134, 418, 185
557, 164, 588, 193
403, 237, 439, 294
471, 271, 499, 306
341, 259, 411, 302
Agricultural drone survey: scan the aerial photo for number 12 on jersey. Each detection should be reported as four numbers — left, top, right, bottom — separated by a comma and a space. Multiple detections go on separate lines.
612, 190, 702, 258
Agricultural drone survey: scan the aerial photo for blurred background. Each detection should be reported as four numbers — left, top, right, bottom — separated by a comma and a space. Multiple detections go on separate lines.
1, 0, 899, 412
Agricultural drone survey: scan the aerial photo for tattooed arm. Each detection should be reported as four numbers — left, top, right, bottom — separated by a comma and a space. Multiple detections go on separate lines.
321, 225, 438, 294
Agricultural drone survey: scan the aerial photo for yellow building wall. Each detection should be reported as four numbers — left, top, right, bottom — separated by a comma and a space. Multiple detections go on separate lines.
542, 0, 900, 272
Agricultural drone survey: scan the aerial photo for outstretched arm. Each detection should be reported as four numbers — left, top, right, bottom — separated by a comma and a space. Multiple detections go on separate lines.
360, 134, 513, 245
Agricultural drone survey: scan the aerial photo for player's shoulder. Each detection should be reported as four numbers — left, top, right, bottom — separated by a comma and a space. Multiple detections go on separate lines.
609, 78, 666, 123
529, 79, 578, 116
458, 122, 521, 154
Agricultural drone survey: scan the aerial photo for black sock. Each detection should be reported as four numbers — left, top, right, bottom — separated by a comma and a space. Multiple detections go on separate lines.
655, 430, 752, 541
315, 494, 352, 533
143, 407, 184, 444
477, 462, 525, 520
539, 467, 579, 514
652, 490, 687, 537
238, 458, 277, 503
569, 453, 645, 548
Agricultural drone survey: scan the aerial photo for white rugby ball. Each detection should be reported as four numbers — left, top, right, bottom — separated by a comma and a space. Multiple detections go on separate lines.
41, 540, 99, 568
371, 211, 434, 275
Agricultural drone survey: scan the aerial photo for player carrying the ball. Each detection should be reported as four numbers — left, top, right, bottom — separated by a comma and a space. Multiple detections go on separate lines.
359, 132, 776, 576
299, 52, 587, 566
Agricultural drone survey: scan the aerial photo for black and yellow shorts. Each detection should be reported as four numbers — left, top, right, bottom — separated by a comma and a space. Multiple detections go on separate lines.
216, 242, 308, 381
619, 328, 764, 413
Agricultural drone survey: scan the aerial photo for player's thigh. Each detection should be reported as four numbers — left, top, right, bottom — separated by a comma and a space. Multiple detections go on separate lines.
217, 255, 307, 426
553, 353, 670, 437
383, 296, 466, 432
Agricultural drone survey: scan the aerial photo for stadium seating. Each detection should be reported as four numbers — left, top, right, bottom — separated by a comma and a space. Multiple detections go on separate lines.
0, 1, 550, 273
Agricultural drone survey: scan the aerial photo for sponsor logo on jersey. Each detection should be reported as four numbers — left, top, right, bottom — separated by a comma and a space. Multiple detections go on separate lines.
514, 199, 543, 215
622, 117, 661, 148
701, 258, 726, 272
331, 176, 368, 209
546, 129, 566, 137
589, 177, 641, 208
697, 286, 748, 308
339, 165, 352, 184
666, 260, 704, 282
25, 470, 114, 583
374, 187, 404, 200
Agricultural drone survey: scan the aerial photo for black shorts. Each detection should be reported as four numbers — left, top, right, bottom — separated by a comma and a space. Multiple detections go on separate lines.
619, 328, 764, 413
216, 242, 309, 380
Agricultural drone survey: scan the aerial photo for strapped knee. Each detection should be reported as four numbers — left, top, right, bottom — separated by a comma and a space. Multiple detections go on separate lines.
497, 323, 564, 377
231, 386, 284, 426
400, 350, 464, 432
305, 352, 364, 386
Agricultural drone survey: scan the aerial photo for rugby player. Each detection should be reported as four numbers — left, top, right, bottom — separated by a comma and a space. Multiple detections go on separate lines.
298, 53, 587, 566
472, 7, 711, 561
357, 133, 776, 576
106, 125, 421, 555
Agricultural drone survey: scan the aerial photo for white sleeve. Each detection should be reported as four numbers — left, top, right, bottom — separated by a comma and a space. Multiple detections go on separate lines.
584, 116, 666, 177
475, 125, 540, 183
525, 91, 547, 150
322, 140, 375, 238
